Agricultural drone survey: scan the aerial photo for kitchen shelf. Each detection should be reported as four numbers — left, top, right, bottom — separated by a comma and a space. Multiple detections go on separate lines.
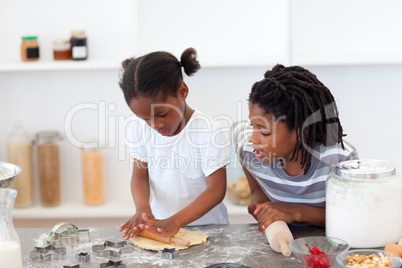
0, 58, 281, 73
2, 58, 402, 74
12, 200, 134, 219
12, 198, 250, 220
0, 59, 122, 72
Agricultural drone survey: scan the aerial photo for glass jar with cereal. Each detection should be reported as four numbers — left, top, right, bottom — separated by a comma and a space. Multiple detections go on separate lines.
35, 131, 62, 207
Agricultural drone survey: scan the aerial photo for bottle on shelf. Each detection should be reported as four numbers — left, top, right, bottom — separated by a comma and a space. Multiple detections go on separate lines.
7, 121, 34, 207
70, 30, 88, 60
21, 36, 40, 62
53, 39, 71, 60
35, 131, 62, 207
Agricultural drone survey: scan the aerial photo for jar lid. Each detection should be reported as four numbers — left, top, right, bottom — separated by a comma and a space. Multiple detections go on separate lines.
22, 36, 37, 40
80, 143, 101, 151
335, 159, 396, 179
71, 30, 86, 35
35, 131, 62, 143
53, 39, 70, 45
36, 131, 61, 138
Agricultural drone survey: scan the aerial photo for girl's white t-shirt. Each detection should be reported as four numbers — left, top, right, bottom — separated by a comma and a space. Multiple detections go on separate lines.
127, 110, 230, 225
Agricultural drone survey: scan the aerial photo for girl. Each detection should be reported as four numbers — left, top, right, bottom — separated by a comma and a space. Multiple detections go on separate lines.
231, 64, 358, 234
118, 48, 229, 239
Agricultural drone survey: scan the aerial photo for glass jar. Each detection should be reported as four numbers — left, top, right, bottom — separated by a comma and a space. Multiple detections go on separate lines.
0, 189, 23, 268
21, 36, 39, 61
35, 131, 62, 207
53, 39, 71, 60
81, 147, 105, 205
7, 122, 34, 207
70, 30, 87, 60
326, 159, 402, 248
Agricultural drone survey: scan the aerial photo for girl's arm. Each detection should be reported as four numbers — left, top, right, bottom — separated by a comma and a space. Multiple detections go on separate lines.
142, 167, 227, 236
119, 158, 153, 239
241, 163, 325, 232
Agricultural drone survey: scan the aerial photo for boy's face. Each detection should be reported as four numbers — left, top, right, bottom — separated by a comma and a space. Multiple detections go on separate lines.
248, 103, 297, 165
129, 83, 188, 137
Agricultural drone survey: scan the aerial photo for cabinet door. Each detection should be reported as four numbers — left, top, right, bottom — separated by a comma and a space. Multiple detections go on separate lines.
292, 0, 402, 65
137, 0, 290, 67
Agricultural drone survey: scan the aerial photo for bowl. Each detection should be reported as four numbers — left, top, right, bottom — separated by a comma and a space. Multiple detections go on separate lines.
336, 249, 402, 268
0, 161, 21, 188
288, 236, 350, 267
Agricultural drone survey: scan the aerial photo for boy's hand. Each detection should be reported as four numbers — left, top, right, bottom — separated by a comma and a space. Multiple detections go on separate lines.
141, 213, 181, 237
252, 202, 296, 234
119, 211, 154, 240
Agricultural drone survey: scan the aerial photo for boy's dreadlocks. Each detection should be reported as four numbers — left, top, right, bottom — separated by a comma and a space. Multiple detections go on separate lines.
249, 64, 345, 173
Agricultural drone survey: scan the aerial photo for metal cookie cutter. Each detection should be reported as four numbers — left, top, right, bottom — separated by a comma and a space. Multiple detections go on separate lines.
93, 240, 134, 258
99, 260, 126, 268
64, 265, 80, 268
76, 252, 91, 262
29, 244, 67, 261
158, 248, 179, 259
47, 222, 91, 247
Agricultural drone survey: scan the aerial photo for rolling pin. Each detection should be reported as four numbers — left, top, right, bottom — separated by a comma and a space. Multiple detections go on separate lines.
265, 220, 294, 256
138, 230, 190, 247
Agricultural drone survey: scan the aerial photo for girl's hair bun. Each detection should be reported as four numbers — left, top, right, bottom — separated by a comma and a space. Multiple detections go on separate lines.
121, 57, 135, 70
180, 47, 201, 76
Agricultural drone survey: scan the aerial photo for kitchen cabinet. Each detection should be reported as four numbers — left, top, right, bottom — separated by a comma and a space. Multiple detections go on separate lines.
291, 0, 402, 66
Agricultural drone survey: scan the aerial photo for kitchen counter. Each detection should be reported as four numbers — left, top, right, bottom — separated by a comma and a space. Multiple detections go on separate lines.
18, 223, 327, 268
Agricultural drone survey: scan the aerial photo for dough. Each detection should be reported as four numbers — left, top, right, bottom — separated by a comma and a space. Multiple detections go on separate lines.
131, 228, 209, 251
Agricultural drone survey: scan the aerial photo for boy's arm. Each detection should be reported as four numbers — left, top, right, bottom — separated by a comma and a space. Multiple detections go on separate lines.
119, 158, 152, 239
143, 167, 227, 236
241, 163, 325, 232
241, 164, 270, 214
253, 202, 325, 234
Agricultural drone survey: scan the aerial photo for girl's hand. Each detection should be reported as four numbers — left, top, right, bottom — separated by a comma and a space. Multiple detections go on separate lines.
252, 202, 296, 234
141, 213, 181, 237
119, 212, 154, 240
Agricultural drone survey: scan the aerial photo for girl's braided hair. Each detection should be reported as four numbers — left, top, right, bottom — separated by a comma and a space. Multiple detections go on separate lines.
249, 64, 345, 173
119, 47, 200, 104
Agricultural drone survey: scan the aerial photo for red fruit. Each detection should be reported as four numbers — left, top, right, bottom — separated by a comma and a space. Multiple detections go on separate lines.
305, 255, 314, 262
304, 244, 330, 268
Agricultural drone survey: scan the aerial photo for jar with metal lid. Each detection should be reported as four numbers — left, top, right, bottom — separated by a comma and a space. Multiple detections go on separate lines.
35, 131, 62, 207
53, 39, 71, 60
326, 159, 402, 248
70, 30, 87, 60
81, 147, 105, 206
21, 36, 39, 61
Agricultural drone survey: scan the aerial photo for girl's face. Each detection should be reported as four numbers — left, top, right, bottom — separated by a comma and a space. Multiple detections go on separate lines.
248, 103, 297, 165
129, 83, 190, 136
